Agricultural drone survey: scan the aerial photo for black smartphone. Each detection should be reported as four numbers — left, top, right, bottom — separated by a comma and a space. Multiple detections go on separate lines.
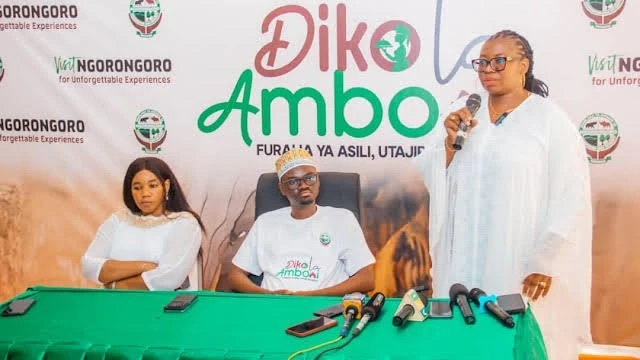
428, 300, 453, 318
1, 299, 36, 317
312, 303, 343, 318
163, 294, 197, 312
286, 316, 338, 337
497, 294, 526, 314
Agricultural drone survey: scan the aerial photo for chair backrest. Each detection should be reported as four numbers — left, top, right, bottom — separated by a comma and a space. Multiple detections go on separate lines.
249, 171, 362, 286
183, 250, 203, 291
254, 172, 361, 222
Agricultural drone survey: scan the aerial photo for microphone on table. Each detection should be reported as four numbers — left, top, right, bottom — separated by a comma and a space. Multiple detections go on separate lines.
453, 93, 482, 150
392, 285, 429, 327
449, 283, 476, 325
340, 292, 365, 336
353, 292, 386, 336
469, 288, 515, 328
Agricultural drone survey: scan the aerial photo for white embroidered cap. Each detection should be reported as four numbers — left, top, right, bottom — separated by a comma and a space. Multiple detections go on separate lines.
275, 148, 316, 180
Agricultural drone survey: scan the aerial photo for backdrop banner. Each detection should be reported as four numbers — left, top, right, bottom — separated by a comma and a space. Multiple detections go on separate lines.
0, 0, 638, 347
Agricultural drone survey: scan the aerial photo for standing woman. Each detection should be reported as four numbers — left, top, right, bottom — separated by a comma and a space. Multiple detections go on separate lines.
82, 157, 205, 291
415, 30, 592, 359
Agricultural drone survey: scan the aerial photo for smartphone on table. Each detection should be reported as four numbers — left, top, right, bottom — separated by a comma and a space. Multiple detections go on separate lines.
163, 294, 198, 312
286, 316, 338, 337
312, 303, 344, 318
1, 299, 36, 317
428, 299, 453, 318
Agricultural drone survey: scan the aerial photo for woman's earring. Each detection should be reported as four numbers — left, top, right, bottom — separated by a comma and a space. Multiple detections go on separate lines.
165, 192, 169, 201
521, 73, 526, 88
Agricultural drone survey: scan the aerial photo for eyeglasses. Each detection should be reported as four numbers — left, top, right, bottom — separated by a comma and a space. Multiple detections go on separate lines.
281, 173, 318, 190
471, 56, 520, 72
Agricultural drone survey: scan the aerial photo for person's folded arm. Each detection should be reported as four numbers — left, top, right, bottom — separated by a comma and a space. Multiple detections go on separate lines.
82, 214, 156, 284
139, 217, 202, 291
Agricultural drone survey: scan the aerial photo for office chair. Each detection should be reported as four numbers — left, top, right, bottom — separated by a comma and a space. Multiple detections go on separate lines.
248, 171, 362, 286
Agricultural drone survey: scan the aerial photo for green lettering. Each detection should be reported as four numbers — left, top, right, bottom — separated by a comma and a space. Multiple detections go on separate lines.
388, 87, 439, 137
197, 69, 260, 146
261, 87, 326, 136
334, 70, 383, 137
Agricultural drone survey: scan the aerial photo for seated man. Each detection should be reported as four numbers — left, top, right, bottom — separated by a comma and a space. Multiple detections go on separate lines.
228, 148, 375, 296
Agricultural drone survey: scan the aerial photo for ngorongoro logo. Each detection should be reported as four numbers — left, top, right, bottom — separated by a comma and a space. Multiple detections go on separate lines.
134, 109, 167, 153
129, 0, 162, 38
581, 0, 626, 29
0, 117, 85, 144
54, 57, 172, 86
0, 57, 5, 83
0, 4, 79, 32
579, 113, 620, 164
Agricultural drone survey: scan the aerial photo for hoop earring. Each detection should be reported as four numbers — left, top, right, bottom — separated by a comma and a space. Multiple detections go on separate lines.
521, 73, 526, 88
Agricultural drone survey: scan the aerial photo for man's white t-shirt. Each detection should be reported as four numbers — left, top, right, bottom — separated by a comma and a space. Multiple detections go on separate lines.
232, 206, 375, 291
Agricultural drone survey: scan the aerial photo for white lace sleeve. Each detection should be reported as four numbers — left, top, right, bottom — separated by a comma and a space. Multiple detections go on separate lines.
141, 217, 202, 290
81, 214, 119, 284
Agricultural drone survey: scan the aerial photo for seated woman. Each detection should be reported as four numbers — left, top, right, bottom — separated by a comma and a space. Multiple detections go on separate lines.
82, 157, 205, 290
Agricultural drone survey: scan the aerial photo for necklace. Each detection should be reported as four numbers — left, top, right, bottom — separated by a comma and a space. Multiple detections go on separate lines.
488, 92, 531, 123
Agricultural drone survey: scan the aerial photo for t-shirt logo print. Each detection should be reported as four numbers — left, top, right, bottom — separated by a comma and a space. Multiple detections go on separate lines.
319, 232, 331, 246
276, 257, 320, 282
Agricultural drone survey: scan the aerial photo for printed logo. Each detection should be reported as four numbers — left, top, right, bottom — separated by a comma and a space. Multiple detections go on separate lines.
0, 4, 79, 32
129, 0, 162, 38
581, 0, 626, 29
276, 257, 320, 282
579, 113, 620, 164
134, 109, 167, 153
588, 54, 640, 87
54, 56, 172, 86
371, 22, 421, 72
0, 117, 86, 144
319, 233, 331, 246
0, 57, 4, 83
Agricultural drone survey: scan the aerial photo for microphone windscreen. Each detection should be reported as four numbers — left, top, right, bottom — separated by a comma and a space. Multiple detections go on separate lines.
449, 283, 470, 300
468, 288, 487, 305
466, 93, 482, 115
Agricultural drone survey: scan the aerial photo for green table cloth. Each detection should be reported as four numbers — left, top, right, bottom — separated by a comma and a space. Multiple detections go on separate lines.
0, 287, 547, 359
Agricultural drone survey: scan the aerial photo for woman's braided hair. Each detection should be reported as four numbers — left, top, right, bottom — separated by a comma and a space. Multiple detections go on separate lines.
489, 30, 549, 97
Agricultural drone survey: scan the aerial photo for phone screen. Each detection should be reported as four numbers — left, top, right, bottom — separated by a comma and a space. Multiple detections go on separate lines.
164, 294, 197, 312
2, 299, 36, 316
429, 300, 453, 318
286, 316, 337, 337
289, 317, 326, 333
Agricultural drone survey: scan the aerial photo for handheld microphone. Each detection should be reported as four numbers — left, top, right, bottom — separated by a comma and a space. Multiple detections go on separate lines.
353, 292, 386, 336
392, 287, 429, 327
453, 93, 481, 150
340, 293, 365, 336
469, 288, 515, 328
449, 283, 476, 325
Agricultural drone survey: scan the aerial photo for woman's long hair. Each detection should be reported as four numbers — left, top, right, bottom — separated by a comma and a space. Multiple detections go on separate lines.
122, 157, 206, 232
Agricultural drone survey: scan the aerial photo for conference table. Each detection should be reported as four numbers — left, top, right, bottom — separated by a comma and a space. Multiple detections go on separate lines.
0, 287, 547, 359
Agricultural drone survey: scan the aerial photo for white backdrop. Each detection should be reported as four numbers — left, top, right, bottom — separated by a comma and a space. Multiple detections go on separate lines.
0, 0, 638, 347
